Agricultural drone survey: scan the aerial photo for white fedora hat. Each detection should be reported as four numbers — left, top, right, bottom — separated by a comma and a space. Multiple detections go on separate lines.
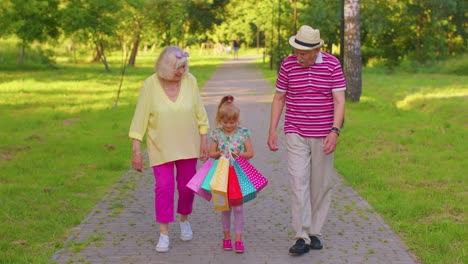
289, 25, 325, 50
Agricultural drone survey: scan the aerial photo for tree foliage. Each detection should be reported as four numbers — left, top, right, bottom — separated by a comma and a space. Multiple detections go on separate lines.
1, 0, 60, 64
0, 0, 465, 69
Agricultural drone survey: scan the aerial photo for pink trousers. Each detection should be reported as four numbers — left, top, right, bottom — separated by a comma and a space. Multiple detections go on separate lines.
152, 158, 197, 223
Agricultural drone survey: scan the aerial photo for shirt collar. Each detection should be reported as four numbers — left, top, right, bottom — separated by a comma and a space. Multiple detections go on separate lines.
315, 51, 323, 64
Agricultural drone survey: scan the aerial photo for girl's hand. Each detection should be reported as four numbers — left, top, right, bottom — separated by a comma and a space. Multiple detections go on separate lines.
218, 150, 225, 158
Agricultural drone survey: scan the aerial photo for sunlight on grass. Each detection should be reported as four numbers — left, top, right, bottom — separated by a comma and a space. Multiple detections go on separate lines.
396, 88, 468, 109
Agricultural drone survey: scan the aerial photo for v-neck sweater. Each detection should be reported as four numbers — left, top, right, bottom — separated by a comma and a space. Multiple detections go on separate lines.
129, 73, 209, 166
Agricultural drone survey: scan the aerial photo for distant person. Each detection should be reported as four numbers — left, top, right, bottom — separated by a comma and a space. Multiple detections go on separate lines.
129, 45, 210, 253
267, 25, 346, 255
208, 95, 254, 253
233, 38, 240, 60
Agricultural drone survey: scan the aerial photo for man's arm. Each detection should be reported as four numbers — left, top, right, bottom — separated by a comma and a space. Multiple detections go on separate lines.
267, 91, 286, 151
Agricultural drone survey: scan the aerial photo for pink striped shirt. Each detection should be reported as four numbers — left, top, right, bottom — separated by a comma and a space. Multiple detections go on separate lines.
276, 52, 346, 138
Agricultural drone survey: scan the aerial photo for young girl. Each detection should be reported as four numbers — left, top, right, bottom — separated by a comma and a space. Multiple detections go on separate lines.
209, 95, 254, 253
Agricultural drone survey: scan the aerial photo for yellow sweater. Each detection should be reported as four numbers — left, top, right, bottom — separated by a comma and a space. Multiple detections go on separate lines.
129, 73, 209, 166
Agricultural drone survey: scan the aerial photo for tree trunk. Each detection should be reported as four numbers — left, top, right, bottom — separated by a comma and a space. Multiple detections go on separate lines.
128, 34, 140, 66
256, 29, 260, 54
344, 0, 362, 102
96, 42, 110, 71
17, 45, 25, 65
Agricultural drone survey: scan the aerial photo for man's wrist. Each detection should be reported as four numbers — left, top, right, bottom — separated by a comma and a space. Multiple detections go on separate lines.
330, 127, 341, 136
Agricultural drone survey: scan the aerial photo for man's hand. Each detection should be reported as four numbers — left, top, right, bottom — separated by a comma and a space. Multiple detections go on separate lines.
322, 132, 338, 155
267, 131, 279, 151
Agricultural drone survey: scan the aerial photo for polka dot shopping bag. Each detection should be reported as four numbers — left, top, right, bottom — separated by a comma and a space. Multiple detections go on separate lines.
234, 156, 268, 192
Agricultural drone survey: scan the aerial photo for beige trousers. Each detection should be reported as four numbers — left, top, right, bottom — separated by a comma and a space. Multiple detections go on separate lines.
285, 133, 335, 244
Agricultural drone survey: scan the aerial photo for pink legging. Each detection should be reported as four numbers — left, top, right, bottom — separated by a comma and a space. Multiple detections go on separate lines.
221, 205, 244, 235
152, 158, 197, 223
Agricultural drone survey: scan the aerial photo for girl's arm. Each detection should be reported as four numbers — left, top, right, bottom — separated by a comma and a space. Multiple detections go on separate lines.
208, 139, 224, 159
238, 137, 254, 160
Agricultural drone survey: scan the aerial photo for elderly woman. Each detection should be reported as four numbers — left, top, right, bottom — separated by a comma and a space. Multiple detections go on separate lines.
129, 45, 209, 253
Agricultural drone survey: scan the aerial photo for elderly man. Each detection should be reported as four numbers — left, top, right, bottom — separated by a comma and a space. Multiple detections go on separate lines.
267, 25, 346, 255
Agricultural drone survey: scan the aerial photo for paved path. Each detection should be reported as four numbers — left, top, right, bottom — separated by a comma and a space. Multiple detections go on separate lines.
52, 57, 420, 264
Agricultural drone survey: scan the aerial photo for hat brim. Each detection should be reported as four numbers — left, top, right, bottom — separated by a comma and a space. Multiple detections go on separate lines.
289, 36, 324, 50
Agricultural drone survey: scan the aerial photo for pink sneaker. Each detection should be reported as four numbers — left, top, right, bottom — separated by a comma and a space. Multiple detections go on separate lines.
235, 241, 244, 253
223, 239, 232, 250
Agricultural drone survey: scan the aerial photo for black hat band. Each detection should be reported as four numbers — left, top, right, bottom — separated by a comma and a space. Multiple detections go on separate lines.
294, 38, 320, 48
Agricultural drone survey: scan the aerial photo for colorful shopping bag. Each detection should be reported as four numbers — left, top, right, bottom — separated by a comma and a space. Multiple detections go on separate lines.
186, 159, 214, 201
210, 155, 230, 211
227, 166, 243, 206
201, 159, 219, 193
232, 159, 257, 203
235, 156, 268, 192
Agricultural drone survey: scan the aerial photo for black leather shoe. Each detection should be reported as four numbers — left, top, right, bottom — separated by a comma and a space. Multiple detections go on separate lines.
309, 236, 323, 250
289, 239, 310, 255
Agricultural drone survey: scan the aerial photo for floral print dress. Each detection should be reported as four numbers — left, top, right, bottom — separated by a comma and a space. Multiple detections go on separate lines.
211, 127, 250, 154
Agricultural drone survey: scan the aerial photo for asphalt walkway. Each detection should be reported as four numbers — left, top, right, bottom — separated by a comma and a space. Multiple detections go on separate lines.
52, 57, 420, 264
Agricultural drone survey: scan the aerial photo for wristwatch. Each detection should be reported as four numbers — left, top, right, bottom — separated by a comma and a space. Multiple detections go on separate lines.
330, 127, 341, 136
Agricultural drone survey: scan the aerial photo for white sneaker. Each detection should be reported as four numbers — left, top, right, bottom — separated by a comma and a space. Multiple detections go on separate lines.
179, 221, 193, 241
155, 234, 169, 252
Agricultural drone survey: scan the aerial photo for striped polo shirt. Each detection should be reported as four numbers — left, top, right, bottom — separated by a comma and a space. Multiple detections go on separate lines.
276, 51, 346, 138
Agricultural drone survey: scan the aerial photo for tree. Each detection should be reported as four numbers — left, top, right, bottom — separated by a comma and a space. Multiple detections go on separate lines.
3, 0, 60, 64
116, 0, 150, 66
61, 0, 122, 71
344, 0, 362, 102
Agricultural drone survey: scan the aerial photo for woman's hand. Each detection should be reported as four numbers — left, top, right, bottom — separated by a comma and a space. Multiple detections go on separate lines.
199, 146, 209, 161
131, 139, 143, 172
199, 134, 209, 161
132, 152, 143, 172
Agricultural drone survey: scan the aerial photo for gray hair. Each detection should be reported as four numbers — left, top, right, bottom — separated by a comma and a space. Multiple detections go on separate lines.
155, 46, 189, 80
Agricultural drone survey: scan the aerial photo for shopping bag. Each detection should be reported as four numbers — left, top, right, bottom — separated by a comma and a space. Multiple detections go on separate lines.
201, 159, 219, 193
186, 159, 213, 201
232, 159, 257, 203
210, 155, 230, 211
227, 166, 243, 206
235, 156, 268, 192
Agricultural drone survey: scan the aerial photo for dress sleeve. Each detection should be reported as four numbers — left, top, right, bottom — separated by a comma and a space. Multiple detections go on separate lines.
211, 129, 220, 143
242, 128, 251, 138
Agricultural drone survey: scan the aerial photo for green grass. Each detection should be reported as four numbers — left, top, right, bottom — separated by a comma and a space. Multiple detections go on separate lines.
0, 49, 227, 263
257, 55, 467, 264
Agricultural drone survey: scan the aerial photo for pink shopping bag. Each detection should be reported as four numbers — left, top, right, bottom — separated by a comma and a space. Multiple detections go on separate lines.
186, 159, 214, 201
234, 156, 268, 192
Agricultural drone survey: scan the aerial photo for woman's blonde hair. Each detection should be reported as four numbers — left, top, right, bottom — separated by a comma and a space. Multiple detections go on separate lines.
215, 95, 240, 127
155, 45, 189, 80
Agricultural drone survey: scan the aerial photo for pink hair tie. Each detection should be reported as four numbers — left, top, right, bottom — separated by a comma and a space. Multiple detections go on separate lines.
226, 95, 234, 102
175, 51, 189, 59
